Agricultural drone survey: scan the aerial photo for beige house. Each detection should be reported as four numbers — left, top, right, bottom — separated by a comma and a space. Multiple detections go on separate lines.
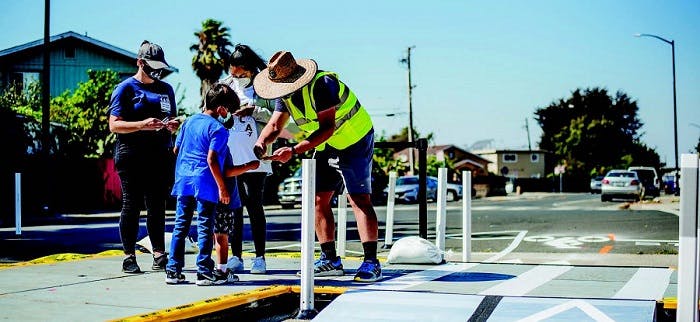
472, 149, 547, 179
395, 145, 491, 177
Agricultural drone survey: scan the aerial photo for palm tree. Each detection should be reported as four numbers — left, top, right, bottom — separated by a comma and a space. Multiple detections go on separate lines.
190, 19, 233, 107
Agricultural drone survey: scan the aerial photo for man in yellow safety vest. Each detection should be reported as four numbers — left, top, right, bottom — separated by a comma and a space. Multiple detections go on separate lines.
253, 51, 381, 282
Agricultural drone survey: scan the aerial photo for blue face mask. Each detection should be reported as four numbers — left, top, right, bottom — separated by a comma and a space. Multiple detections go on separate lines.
217, 112, 233, 129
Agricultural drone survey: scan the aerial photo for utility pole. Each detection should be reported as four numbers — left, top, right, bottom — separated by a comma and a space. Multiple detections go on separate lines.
42, 0, 51, 215
525, 118, 532, 150
401, 46, 416, 174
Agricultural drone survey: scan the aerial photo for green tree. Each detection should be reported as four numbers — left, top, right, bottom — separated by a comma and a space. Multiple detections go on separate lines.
388, 126, 434, 144
51, 69, 121, 158
190, 19, 233, 106
535, 87, 662, 190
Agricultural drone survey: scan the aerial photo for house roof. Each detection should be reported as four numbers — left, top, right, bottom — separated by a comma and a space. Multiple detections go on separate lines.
394, 144, 491, 164
0, 31, 179, 73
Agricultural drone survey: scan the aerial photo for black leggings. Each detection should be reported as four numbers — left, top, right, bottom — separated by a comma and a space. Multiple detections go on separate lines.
230, 172, 267, 258
115, 143, 170, 255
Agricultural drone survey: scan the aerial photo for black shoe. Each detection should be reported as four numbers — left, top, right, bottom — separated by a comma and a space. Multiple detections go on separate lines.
165, 270, 186, 284
122, 255, 141, 274
196, 271, 228, 286
152, 253, 168, 271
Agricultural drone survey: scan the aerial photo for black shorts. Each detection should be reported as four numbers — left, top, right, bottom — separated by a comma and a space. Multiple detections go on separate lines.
214, 203, 234, 234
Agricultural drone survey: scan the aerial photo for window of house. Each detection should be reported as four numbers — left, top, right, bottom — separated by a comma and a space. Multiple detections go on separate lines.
65, 46, 75, 59
502, 153, 517, 163
530, 154, 540, 163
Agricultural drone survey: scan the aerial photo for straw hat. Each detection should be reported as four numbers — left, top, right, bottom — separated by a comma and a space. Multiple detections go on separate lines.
253, 51, 317, 99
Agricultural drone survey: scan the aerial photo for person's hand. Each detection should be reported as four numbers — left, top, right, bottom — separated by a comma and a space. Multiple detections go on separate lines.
234, 105, 255, 117
141, 118, 165, 131
265, 146, 294, 163
164, 118, 180, 133
219, 187, 230, 205
253, 143, 266, 159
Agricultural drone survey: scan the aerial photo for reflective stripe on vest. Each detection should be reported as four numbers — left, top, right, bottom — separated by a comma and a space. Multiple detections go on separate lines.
284, 71, 373, 150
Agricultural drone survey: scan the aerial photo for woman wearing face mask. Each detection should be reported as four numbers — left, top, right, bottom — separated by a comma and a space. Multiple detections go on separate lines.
108, 40, 180, 274
217, 44, 274, 274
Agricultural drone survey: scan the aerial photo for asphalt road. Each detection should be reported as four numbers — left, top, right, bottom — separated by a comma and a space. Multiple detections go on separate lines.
0, 193, 679, 264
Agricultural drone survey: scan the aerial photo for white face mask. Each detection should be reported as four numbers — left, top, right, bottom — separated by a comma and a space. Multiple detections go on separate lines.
235, 77, 251, 88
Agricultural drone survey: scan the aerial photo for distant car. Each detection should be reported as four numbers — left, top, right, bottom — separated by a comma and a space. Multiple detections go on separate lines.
662, 174, 676, 194
278, 168, 302, 209
276, 168, 339, 209
601, 170, 643, 202
383, 175, 462, 203
627, 166, 660, 198
590, 175, 604, 194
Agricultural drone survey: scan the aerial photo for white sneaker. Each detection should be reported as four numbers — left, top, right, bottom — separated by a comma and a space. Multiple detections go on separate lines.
250, 256, 266, 274
227, 256, 244, 273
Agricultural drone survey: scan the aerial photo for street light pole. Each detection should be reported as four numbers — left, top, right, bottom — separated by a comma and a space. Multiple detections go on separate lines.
635, 33, 679, 195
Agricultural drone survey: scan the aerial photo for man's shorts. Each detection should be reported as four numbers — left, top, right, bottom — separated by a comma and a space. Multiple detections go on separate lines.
314, 129, 374, 195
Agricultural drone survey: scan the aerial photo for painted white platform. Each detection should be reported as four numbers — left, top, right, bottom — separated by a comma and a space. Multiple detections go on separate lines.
313, 290, 656, 322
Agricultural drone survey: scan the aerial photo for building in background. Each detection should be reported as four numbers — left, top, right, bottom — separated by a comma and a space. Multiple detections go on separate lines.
0, 31, 177, 97
473, 149, 547, 179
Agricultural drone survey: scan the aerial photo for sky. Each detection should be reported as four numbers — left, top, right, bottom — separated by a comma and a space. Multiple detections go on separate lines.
2, 0, 699, 168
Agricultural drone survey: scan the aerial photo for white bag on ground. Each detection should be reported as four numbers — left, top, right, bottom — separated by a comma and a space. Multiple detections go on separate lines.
387, 236, 444, 264
137, 233, 197, 254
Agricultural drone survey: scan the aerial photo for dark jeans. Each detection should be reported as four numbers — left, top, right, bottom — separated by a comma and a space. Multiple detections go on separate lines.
114, 142, 170, 255
231, 172, 267, 258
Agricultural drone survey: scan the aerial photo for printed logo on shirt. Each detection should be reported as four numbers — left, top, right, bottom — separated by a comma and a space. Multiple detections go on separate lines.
160, 95, 171, 113
245, 123, 253, 137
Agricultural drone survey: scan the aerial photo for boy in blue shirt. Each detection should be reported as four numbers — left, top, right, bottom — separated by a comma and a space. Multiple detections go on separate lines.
165, 83, 253, 286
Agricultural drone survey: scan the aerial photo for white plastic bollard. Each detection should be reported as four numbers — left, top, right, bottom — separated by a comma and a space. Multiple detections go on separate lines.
15, 173, 21, 236
435, 168, 447, 252
677, 154, 699, 322
462, 171, 472, 262
383, 172, 397, 248
337, 191, 348, 257
297, 159, 317, 319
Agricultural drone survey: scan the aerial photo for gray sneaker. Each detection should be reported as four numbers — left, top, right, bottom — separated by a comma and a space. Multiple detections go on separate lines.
227, 256, 244, 273
250, 256, 266, 274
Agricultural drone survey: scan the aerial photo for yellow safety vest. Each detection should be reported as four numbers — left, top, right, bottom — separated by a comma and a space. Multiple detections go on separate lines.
283, 71, 373, 150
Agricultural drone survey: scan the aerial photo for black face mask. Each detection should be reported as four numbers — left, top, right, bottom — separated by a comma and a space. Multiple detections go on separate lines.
142, 64, 163, 80
223, 117, 234, 129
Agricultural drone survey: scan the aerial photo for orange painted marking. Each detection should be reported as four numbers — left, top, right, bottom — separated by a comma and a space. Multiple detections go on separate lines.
608, 233, 616, 241
599, 245, 613, 254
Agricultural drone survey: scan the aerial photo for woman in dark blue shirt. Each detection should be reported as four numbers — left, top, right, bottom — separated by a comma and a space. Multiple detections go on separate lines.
108, 41, 180, 274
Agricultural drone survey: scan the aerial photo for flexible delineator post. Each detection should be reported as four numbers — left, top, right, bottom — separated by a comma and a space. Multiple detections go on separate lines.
463, 171, 472, 262
436, 168, 447, 253
677, 154, 699, 322
382, 172, 398, 249
297, 159, 318, 320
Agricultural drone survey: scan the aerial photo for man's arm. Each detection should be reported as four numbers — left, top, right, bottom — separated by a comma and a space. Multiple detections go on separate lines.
266, 107, 336, 163
254, 111, 289, 156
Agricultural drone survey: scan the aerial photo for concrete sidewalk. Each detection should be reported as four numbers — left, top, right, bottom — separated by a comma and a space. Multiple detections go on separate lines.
0, 251, 676, 321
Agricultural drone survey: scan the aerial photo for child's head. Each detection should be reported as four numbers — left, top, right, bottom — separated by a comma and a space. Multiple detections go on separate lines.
205, 83, 239, 128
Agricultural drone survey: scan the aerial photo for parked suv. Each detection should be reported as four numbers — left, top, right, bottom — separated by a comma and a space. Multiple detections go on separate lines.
627, 166, 660, 198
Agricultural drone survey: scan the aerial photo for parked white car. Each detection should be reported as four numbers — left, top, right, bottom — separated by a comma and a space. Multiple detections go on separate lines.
383, 176, 462, 203
601, 170, 643, 202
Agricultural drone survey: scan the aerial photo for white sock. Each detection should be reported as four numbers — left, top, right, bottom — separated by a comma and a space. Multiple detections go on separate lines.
218, 264, 227, 271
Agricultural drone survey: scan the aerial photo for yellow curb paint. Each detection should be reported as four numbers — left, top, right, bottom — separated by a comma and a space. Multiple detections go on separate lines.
661, 297, 677, 309
0, 250, 127, 270
110, 285, 349, 322
289, 285, 348, 295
